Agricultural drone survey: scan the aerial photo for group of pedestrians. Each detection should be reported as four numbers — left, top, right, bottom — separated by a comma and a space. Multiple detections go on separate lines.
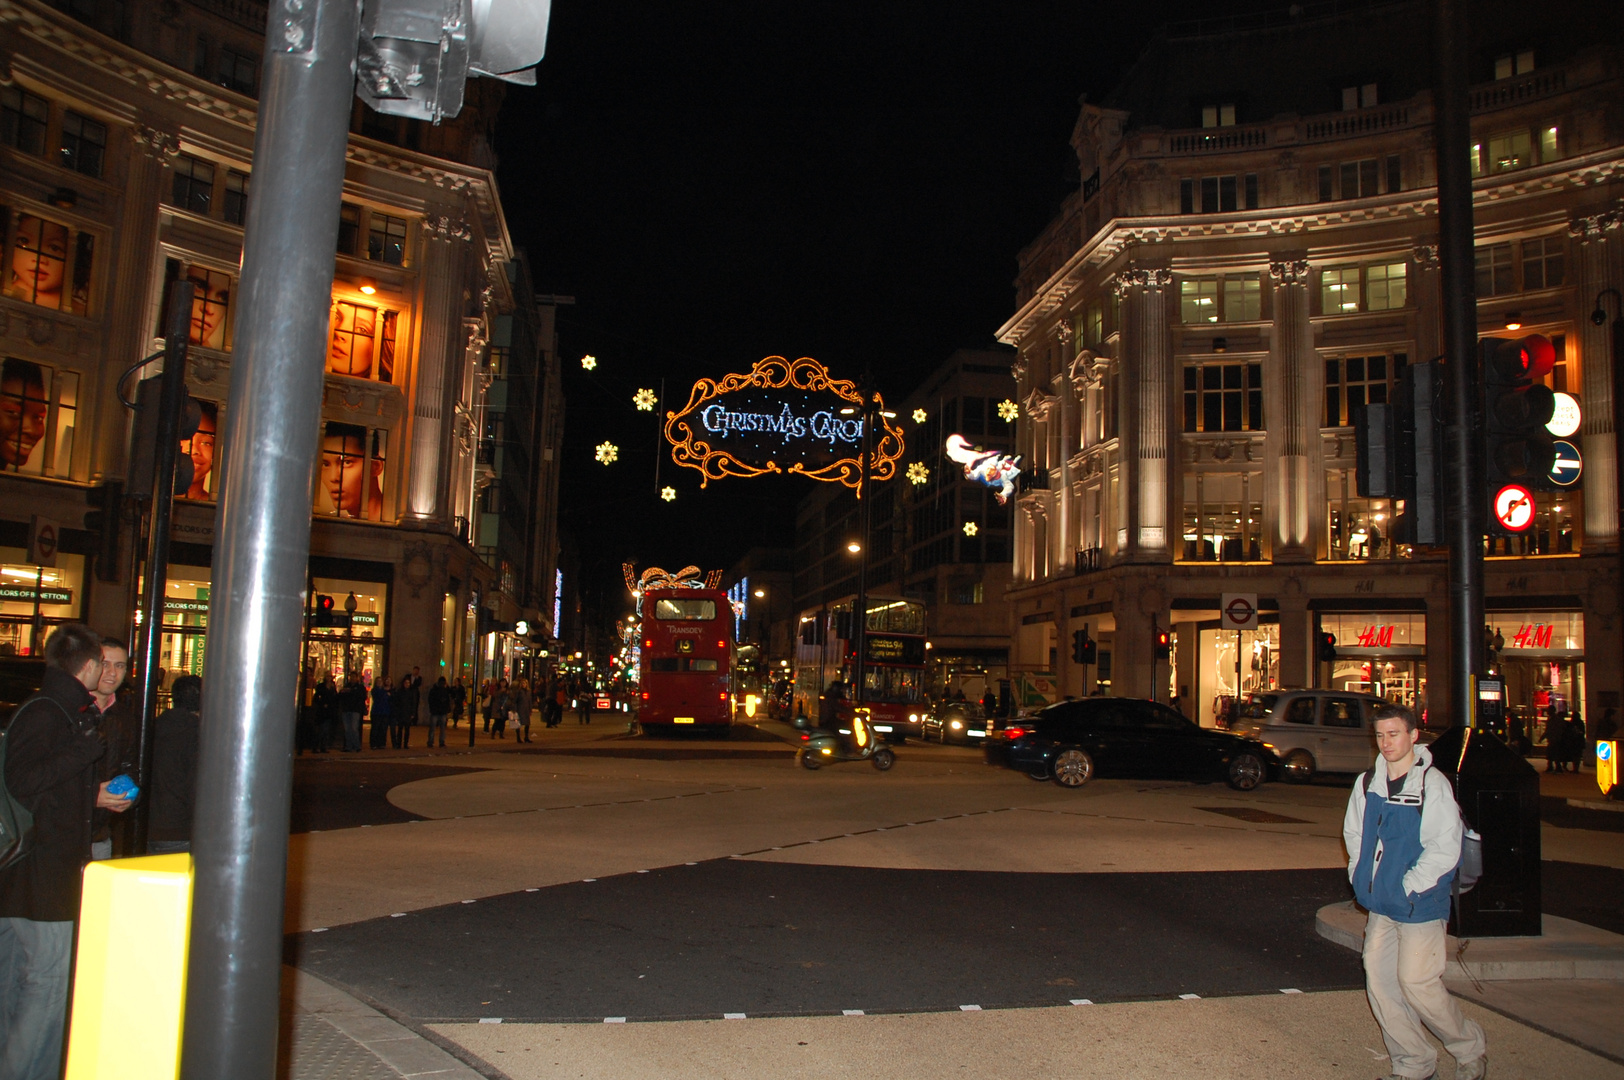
478, 677, 569, 740
2, 623, 203, 1080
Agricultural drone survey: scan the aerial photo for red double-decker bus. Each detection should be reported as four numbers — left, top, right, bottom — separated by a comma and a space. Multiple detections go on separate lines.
637, 587, 734, 735
793, 596, 927, 741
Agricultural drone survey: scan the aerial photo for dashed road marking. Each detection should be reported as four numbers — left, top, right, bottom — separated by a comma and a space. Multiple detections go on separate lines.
724, 1012, 746, 1020
1280, 988, 1302, 994
1070, 998, 1092, 1006
1179, 994, 1201, 1000
843, 1009, 864, 1016
959, 1004, 982, 1011
479, 1017, 502, 1024
604, 1017, 626, 1024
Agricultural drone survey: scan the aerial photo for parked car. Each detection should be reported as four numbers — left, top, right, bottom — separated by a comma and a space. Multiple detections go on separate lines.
984, 696, 1276, 791
923, 701, 996, 744
1227, 689, 1413, 783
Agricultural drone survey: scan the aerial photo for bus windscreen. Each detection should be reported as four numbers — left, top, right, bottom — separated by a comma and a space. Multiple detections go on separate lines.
654, 598, 716, 620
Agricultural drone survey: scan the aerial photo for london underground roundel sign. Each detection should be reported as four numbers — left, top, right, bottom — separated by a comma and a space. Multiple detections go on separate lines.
1493, 483, 1536, 532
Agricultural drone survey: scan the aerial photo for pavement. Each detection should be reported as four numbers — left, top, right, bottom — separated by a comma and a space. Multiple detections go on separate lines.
273, 715, 1624, 1079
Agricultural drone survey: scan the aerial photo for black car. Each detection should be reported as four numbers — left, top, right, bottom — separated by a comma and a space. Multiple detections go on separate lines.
983, 696, 1276, 791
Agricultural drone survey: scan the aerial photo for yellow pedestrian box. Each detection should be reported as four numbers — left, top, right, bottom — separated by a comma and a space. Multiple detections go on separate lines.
1600, 740, 1618, 797
65, 853, 194, 1080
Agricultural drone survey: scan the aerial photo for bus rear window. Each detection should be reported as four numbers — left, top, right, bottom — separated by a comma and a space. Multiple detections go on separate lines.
654, 598, 716, 620
648, 657, 718, 673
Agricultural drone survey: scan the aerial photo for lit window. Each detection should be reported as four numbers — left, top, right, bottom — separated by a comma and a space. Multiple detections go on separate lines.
1366, 263, 1407, 311
1469, 143, 1483, 179
1540, 125, 1559, 163
1487, 131, 1531, 174
0, 357, 77, 478
1180, 278, 1218, 324
327, 298, 399, 383
1321, 267, 1360, 314
316, 422, 386, 520
1223, 275, 1261, 322
3, 211, 94, 315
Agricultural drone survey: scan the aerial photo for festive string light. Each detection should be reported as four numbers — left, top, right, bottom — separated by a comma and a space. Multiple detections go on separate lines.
660, 486, 676, 502
595, 441, 619, 464
907, 462, 929, 485
912, 408, 927, 424
581, 354, 598, 371
634, 388, 657, 411
997, 399, 1020, 422
963, 521, 979, 537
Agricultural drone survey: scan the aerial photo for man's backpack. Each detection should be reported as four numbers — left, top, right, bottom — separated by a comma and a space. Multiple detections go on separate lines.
1361, 765, 1481, 894
0, 709, 38, 871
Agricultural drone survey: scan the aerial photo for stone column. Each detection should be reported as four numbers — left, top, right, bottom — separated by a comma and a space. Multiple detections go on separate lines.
1276, 581, 1311, 690
91, 123, 176, 483
1267, 258, 1315, 561
1569, 211, 1622, 545
404, 212, 474, 523
1053, 321, 1074, 562
1115, 266, 1173, 561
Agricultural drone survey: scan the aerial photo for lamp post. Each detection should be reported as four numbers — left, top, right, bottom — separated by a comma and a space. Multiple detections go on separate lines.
847, 377, 883, 705
343, 590, 358, 681
1592, 290, 1624, 683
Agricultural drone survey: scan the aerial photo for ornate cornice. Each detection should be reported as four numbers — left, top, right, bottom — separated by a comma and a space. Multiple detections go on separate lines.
1268, 258, 1310, 285
132, 124, 180, 160
1023, 387, 1058, 421
1052, 321, 1073, 344
1411, 244, 1440, 267
427, 215, 473, 243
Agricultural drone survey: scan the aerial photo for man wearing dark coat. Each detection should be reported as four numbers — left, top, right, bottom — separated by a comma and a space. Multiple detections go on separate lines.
0, 623, 132, 1080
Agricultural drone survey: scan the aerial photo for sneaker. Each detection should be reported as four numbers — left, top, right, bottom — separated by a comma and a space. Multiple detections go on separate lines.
1456, 1059, 1485, 1080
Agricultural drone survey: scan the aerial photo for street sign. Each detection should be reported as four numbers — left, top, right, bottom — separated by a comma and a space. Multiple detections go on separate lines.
28, 515, 58, 567
1492, 483, 1535, 531
1548, 439, 1582, 487
1546, 392, 1581, 438
1219, 593, 1258, 631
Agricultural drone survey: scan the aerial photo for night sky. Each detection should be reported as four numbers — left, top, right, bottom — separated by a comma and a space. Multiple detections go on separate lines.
492, 0, 1283, 606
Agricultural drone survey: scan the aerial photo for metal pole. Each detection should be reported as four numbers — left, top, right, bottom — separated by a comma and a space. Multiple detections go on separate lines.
1434, 0, 1483, 729
181, 0, 360, 1073
132, 281, 194, 854
852, 382, 876, 705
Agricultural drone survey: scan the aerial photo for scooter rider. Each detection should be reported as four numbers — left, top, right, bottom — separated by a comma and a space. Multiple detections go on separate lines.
818, 679, 845, 737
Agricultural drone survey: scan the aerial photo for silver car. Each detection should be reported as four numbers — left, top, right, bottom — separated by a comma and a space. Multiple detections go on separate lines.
1228, 690, 1411, 783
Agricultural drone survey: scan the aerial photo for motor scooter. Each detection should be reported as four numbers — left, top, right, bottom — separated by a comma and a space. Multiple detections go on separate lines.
797, 708, 895, 771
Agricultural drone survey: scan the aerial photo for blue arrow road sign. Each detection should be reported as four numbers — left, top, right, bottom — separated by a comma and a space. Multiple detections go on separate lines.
1549, 439, 1583, 487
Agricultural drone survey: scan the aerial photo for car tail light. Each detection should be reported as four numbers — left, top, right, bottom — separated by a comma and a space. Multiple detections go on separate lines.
800, 733, 810, 741
1002, 726, 1028, 740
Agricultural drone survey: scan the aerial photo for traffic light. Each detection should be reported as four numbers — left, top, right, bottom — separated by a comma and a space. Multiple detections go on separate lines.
1079, 636, 1097, 665
1354, 361, 1443, 546
1318, 632, 1338, 663
1071, 629, 1086, 664
128, 378, 204, 498
1153, 629, 1171, 660
356, 0, 553, 122
1481, 334, 1557, 535
82, 481, 123, 583
311, 594, 351, 629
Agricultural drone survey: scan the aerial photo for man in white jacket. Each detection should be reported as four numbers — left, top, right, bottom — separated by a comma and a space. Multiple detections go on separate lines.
1343, 706, 1486, 1080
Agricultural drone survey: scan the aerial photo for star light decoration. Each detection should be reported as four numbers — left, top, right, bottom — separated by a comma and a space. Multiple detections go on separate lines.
634, 388, 657, 411
963, 521, 979, 537
906, 462, 929, 485
660, 486, 676, 502
581, 354, 598, 371
595, 441, 619, 464
997, 399, 1020, 423
911, 408, 927, 424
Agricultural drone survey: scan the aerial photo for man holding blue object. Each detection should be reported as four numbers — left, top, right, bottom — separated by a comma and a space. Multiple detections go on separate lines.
1344, 706, 1486, 1080
0, 622, 132, 1080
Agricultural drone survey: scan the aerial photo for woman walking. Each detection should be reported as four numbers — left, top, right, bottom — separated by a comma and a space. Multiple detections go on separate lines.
514, 678, 533, 743
370, 675, 393, 749
491, 678, 510, 740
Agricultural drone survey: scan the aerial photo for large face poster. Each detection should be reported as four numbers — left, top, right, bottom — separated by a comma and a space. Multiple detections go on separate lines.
186, 267, 231, 350
179, 399, 218, 500
315, 421, 385, 520
327, 299, 397, 382
0, 357, 48, 473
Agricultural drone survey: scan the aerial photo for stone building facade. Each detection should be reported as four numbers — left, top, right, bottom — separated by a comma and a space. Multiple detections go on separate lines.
997, 0, 1622, 730
0, 0, 561, 692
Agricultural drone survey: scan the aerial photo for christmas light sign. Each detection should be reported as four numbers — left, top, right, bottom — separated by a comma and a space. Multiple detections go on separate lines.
664, 356, 905, 488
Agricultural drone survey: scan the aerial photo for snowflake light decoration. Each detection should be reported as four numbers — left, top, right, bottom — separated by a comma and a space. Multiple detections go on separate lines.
907, 462, 929, 485
595, 441, 619, 464
581, 354, 598, 371
911, 408, 927, 424
997, 399, 1020, 423
660, 486, 676, 502
634, 388, 657, 411
963, 521, 979, 537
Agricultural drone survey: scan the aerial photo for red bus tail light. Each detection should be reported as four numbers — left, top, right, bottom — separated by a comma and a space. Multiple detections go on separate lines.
716, 640, 725, 649
643, 639, 653, 648
641, 691, 650, 700
719, 692, 728, 701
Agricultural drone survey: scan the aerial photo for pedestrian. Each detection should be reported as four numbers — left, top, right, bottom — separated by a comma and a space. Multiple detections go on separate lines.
149, 675, 202, 854
339, 672, 367, 752
404, 666, 423, 731
492, 679, 510, 739
450, 677, 466, 728
88, 637, 138, 860
370, 675, 393, 749
427, 676, 451, 748
0, 623, 133, 1080
391, 677, 412, 749
513, 678, 533, 743
547, 680, 564, 728
480, 679, 494, 734
313, 674, 339, 753
1343, 705, 1486, 1080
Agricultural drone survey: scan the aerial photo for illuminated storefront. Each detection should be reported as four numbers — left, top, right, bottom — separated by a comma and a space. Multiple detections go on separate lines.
1486, 609, 1585, 736
0, 550, 85, 655
1319, 611, 1427, 712
302, 575, 389, 690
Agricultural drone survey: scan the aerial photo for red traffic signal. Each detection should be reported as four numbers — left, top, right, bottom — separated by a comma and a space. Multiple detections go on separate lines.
1153, 630, 1171, 659
1318, 632, 1338, 663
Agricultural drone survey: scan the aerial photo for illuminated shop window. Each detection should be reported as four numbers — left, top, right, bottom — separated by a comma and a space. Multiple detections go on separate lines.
0, 357, 77, 477
315, 421, 386, 521
1181, 471, 1262, 562
3, 211, 93, 315
179, 399, 219, 501
327, 299, 399, 382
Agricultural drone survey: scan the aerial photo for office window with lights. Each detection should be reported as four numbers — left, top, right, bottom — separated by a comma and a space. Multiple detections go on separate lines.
1366, 262, 1407, 311
1180, 278, 1218, 323
1321, 266, 1360, 314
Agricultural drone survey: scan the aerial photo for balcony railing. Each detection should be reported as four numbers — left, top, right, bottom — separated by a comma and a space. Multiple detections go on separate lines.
1168, 126, 1269, 154
1017, 471, 1050, 495
1074, 546, 1104, 574
1469, 69, 1566, 113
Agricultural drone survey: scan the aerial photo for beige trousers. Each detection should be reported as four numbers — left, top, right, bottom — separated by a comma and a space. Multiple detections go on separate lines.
1363, 913, 1487, 1078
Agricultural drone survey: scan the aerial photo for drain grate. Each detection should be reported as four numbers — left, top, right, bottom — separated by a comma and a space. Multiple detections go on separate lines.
1196, 806, 1311, 825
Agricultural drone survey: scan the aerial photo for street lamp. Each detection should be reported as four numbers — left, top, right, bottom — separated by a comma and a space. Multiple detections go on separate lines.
343, 591, 358, 682
1591, 289, 1624, 661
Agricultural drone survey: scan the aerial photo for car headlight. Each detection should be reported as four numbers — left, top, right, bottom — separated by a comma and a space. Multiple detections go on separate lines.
950, 720, 962, 729
909, 713, 919, 722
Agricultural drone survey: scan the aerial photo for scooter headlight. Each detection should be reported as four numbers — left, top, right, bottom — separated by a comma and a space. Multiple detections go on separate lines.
821, 747, 833, 755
